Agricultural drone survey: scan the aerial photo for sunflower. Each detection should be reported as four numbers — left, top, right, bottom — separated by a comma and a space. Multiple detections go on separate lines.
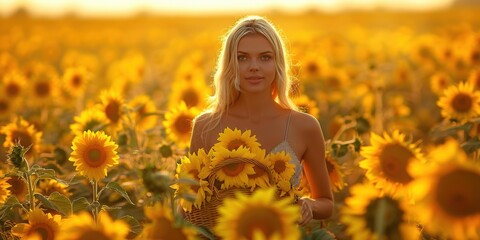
215, 187, 301, 240
70, 108, 109, 136
7, 175, 27, 202
266, 151, 295, 182
0, 176, 11, 205
69, 130, 119, 181
168, 76, 210, 109
298, 54, 330, 82
437, 82, 480, 123
11, 208, 62, 240
359, 130, 425, 198
99, 90, 126, 133
1, 117, 42, 159
138, 202, 197, 240
26, 62, 60, 105
56, 211, 129, 240
211, 146, 257, 189
2, 69, 26, 100
213, 127, 262, 153
62, 66, 91, 96
325, 154, 346, 192
292, 94, 320, 118
173, 149, 213, 212
36, 179, 71, 197
162, 101, 200, 148
127, 94, 158, 131
340, 182, 419, 240
430, 71, 453, 95
247, 152, 271, 191
409, 139, 480, 239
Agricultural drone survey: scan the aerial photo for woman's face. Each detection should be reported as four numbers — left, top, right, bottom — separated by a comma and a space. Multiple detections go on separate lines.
237, 33, 276, 94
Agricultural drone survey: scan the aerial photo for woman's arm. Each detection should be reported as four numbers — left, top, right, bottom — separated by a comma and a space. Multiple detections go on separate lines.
298, 113, 334, 224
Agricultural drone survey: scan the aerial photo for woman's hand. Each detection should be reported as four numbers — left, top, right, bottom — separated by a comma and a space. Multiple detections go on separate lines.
297, 197, 313, 226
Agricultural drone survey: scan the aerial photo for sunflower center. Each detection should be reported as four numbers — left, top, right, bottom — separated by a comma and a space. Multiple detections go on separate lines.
436, 169, 480, 217
12, 130, 33, 150
273, 160, 286, 174
249, 165, 266, 178
105, 101, 121, 123
227, 139, 246, 151
378, 144, 414, 184
6, 83, 20, 98
28, 223, 55, 240
222, 163, 246, 177
236, 206, 283, 239
71, 74, 82, 87
306, 62, 318, 75
181, 88, 199, 108
7, 177, 27, 199
173, 114, 192, 135
326, 76, 340, 88
0, 100, 9, 113
35, 81, 50, 97
451, 93, 473, 113
137, 104, 146, 116
365, 197, 404, 237
83, 147, 106, 167
77, 230, 110, 240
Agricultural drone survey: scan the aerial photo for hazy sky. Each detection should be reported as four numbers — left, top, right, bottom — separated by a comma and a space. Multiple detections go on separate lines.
0, 0, 456, 17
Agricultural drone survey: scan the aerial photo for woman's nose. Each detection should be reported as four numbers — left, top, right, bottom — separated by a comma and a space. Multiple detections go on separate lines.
249, 59, 259, 72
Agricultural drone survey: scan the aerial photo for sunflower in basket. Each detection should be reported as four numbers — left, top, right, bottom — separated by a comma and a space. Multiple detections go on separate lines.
172, 148, 213, 212
209, 127, 269, 190
266, 150, 298, 200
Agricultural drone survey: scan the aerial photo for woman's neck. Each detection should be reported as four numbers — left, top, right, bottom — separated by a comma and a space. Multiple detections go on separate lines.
229, 92, 280, 121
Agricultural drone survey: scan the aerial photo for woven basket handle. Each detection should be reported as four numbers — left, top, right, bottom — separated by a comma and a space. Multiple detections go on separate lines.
207, 157, 274, 195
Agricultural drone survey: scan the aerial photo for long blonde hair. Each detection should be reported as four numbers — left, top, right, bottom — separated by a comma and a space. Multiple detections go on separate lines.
199, 15, 296, 131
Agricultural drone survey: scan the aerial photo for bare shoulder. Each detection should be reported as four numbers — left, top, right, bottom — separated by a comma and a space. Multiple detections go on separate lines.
193, 111, 213, 128
290, 110, 323, 134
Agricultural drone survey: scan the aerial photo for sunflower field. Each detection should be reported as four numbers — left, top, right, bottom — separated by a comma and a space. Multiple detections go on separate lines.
1, 6, 480, 240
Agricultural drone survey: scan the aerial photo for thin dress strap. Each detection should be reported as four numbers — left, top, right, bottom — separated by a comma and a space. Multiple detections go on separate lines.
284, 111, 292, 141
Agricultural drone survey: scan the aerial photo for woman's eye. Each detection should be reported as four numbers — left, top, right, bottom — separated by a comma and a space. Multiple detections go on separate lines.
261, 55, 272, 61
238, 55, 247, 61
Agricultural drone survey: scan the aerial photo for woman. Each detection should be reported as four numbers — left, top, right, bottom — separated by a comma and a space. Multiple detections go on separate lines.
189, 15, 333, 226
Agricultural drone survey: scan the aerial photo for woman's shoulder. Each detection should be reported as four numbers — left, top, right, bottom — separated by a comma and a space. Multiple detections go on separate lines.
193, 111, 214, 127
290, 110, 322, 133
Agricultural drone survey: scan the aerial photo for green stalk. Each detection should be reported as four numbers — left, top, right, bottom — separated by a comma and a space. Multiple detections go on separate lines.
92, 179, 99, 223
24, 157, 35, 211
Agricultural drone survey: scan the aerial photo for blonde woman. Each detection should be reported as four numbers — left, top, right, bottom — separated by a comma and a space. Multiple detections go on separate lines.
190, 15, 333, 226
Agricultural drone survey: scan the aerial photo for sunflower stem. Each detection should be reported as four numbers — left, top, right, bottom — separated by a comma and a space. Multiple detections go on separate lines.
375, 198, 386, 239
24, 157, 35, 211
92, 179, 99, 224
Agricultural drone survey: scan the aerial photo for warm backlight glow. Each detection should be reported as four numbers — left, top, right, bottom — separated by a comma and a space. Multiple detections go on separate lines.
1, 0, 456, 17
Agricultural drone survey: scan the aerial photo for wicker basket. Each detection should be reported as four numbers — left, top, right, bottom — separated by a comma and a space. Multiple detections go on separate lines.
184, 157, 274, 230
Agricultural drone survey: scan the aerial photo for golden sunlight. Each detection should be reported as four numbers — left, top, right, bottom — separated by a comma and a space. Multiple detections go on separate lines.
1, 0, 456, 17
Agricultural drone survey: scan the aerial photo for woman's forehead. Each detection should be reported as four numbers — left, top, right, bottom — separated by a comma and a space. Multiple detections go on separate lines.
237, 33, 273, 53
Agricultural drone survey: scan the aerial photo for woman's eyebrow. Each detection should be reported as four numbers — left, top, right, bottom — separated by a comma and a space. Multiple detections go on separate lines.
237, 51, 274, 54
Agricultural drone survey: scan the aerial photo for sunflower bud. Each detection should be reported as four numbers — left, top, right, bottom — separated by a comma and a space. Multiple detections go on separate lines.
7, 143, 30, 170
141, 166, 172, 195
159, 144, 173, 158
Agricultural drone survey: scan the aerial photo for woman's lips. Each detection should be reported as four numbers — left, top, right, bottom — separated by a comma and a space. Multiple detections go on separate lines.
246, 76, 263, 84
